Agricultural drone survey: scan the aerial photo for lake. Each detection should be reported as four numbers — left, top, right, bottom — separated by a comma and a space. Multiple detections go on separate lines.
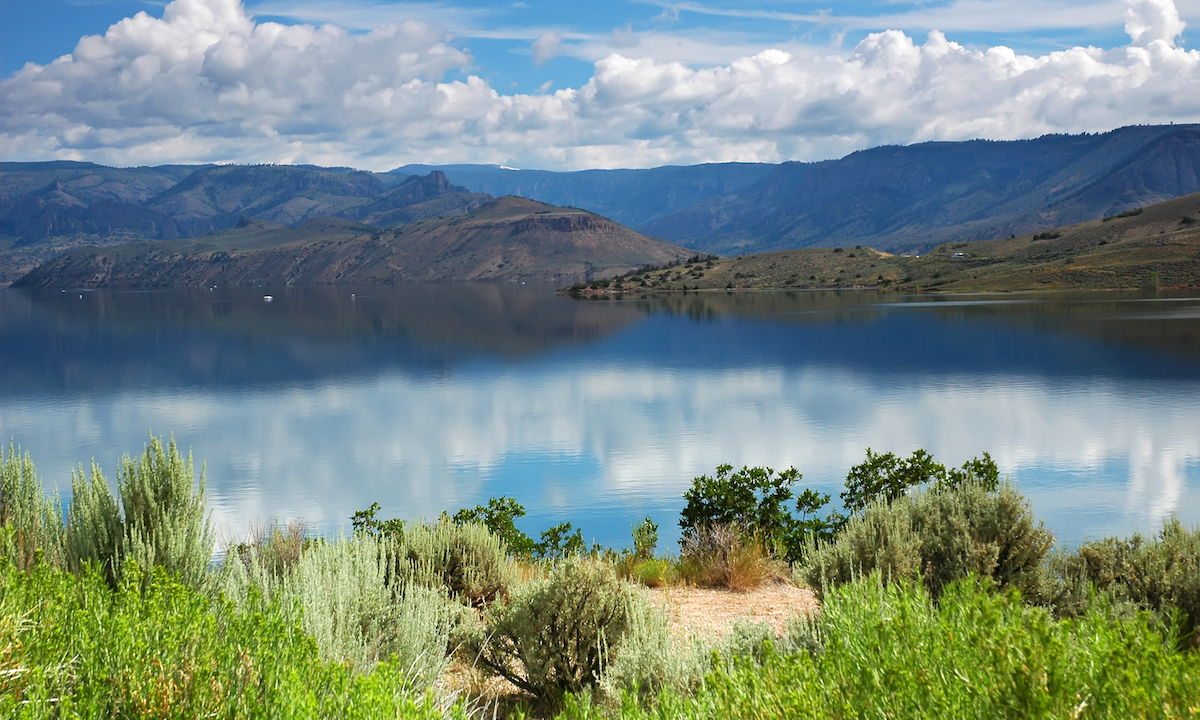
2, 284, 1198, 551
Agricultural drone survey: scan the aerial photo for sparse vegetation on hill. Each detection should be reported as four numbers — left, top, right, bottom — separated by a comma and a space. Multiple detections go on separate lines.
3, 437, 1199, 717
567, 189, 1200, 295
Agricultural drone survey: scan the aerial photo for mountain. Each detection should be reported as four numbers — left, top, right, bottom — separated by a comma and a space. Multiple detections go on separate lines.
641, 124, 1200, 255
0, 164, 486, 283
13, 197, 693, 288
392, 162, 775, 228
143, 165, 485, 235
570, 189, 1200, 295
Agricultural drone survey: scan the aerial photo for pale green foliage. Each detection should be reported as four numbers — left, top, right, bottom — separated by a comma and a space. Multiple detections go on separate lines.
1049, 517, 1200, 646
601, 595, 712, 699
219, 534, 462, 686
66, 435, 214, 588
803, 481, 1052, 601
0, 442, 65, 569
65, 460, 122, 583
391, 520, 510, 605
467, 558, 636, 701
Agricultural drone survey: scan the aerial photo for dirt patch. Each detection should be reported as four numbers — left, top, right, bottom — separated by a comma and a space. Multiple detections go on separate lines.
641, 582, 819, 638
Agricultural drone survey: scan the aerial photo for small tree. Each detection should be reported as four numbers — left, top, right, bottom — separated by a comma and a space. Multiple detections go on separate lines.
452, 496, 536, 557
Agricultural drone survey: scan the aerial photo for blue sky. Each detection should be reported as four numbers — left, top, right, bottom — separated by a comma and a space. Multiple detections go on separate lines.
2, 0, 1200, 169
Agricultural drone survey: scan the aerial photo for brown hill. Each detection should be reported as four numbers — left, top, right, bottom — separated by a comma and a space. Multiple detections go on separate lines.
13, 197, 693, 288
569, 190, 1200, 295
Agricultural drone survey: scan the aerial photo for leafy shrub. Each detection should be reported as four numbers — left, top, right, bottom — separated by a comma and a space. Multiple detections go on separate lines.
467, 558, 636, 703
391, 519, 510, 606
804, 481, 1053, 601
841, 448, 998, 517
680, 464, 836, 561
0, 443, 64, 570
631, 516, 658, 560
536, 521, 587, 560
452, 495, 536, 557
678, 523, 786, 591
351, 501, 405, 540
1049, 517, 1200, 647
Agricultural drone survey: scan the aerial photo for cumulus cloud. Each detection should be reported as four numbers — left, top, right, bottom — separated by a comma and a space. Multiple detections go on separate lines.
1, 0, 1200, 169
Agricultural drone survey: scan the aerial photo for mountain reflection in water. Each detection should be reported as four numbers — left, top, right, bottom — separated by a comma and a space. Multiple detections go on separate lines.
1, 285, 1197, 549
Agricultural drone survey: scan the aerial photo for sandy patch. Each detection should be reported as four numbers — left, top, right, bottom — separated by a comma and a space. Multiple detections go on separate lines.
641, 582, 819, 638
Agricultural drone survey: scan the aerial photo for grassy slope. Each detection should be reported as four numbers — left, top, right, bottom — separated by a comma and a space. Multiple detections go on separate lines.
13, 197, 694, 288
581, 191, 1200, 295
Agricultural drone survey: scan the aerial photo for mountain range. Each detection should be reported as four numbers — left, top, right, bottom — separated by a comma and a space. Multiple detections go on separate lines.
13, 197, 692, 288
4, 122, 1200, 284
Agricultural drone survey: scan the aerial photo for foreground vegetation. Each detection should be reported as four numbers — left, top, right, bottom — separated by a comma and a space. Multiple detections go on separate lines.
2, 436, 1198, 717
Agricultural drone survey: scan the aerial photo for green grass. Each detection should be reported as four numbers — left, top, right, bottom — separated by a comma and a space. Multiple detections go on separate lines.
0, 559, 465, 719
561, 576, 1200, 719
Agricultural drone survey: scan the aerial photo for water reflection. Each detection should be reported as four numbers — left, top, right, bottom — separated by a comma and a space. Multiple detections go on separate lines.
1, 286, 1198, 550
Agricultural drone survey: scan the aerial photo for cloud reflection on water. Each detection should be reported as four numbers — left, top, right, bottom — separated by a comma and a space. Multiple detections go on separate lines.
4, 362, 1196, 549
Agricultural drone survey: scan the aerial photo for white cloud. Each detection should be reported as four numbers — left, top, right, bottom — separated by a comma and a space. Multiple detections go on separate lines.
2, 0, 1200, 170
530, 30, 562, 65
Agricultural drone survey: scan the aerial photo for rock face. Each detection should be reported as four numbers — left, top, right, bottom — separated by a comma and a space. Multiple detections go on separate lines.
640, 124, 1200, 254
13, 197, 694, 288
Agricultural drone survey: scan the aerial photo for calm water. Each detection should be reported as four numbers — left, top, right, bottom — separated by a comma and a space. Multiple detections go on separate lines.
2, 284, 1199, 550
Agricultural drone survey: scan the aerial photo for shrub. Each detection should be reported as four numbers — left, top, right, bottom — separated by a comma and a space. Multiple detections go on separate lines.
351, 501, 405, 540
536, 521, 587, 560
0, 443, 65, 570
804, 481, 1053, 601
1049, 517, 1200, 647
678, 523, 786, 591
65, 435, 213, 589
631, 516, 658, 561
467, 558, 636, 703
452, 496, 536, 557
600, 594, 712, 700
841, 448, 998, 517
390, 519, 510, 606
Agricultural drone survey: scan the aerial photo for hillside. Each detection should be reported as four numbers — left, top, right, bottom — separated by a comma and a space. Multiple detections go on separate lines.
0, 165, 486, 283
641, 124, 1200, 255
568, 190, 1200, 295
13, 197, 693, 288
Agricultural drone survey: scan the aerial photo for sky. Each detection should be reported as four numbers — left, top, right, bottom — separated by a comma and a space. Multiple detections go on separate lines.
2, 0, 1200, 171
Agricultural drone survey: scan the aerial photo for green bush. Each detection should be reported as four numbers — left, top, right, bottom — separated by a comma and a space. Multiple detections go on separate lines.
804, 481, 1053, 601
391, 519, 510, 606
467, 558, 636, 703
631, 517, 658, 560
1049, 517, 1200, 647
451, 496, 537, 557
841, 448, 998, 517
0, 443, 65, 570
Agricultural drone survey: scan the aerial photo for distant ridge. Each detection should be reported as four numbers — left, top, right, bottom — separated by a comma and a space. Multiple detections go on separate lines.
7, 123, 1200, 284
13, 197, 693, 288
